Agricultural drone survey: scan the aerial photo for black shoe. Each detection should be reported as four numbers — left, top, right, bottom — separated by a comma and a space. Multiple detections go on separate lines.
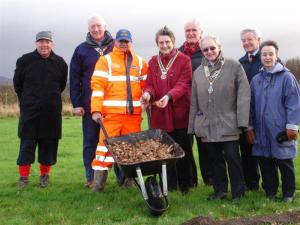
40, 174, 49, 188
207, 191, 227, 200
168, 185, 178, 192
266, 194, 276, 200
180, 187, 190, 195
283, 197, 293, 203
19, 176, 29, 191
232, 193, 245, 202
232, 197, 241, 203
189, 182, 198, 188
204, 178, 213, 186
245, 186, 259, 191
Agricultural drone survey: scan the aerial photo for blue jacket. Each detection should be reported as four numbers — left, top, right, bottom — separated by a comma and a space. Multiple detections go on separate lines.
239, 51, 262, 82
70, 31, 114, 112
250, 63, 300, 159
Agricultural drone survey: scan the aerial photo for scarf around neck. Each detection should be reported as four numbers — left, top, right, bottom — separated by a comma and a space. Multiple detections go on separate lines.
202, 52, 225, 73
202, 52, 225, 83
183, 41, 200, 56
85, 30, 113, 48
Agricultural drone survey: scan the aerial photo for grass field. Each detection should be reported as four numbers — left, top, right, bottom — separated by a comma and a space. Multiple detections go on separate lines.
0, 117, 299, 225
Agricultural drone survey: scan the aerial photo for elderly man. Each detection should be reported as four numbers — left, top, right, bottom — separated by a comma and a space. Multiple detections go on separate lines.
179, 19, 213, 187
14, 31, 68, 190
90, 29, 148, 191
238, 28, 262, 191
70, 15, 114, 188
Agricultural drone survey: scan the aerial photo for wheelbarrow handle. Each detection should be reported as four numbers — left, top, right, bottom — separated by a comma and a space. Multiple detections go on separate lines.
145, 106, 151, 129
96, 118, 110, 140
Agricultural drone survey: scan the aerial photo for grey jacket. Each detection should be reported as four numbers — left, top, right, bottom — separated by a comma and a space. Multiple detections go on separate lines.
188, 58, 250, 142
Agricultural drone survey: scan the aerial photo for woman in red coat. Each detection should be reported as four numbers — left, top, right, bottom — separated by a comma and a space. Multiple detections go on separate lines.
141, 26, 194, 194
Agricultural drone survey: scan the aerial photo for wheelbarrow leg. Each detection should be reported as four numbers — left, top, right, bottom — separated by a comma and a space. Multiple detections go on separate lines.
136, 166, 148, 200
162, 162, 168, 196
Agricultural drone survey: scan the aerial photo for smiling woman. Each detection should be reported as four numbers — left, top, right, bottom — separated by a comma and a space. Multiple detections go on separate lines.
246, 40, 300, 202
200, 36, 221, 63
188, 35, 250, 201
141, 26, 196, 194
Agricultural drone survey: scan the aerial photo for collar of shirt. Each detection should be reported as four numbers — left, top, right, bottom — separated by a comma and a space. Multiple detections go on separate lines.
248, 48, 259, 57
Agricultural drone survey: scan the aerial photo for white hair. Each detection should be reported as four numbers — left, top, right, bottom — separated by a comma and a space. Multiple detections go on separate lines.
184, 18, 202, 32
240, 28, 261, 39
200, 35, 222, 49
88, 14, 107, 28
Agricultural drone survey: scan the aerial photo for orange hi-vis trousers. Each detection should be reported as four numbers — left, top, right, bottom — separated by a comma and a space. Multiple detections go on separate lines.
92, 114, 142, 171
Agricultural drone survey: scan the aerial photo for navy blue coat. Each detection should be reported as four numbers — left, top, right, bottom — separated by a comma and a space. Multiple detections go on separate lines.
69, 31, 114, 112
239, 52, 262, 82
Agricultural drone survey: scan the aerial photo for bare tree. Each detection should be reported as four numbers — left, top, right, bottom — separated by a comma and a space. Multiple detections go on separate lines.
285, 57, 300, 82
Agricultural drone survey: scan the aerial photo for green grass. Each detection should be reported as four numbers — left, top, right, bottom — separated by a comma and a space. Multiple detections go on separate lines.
0, 117, 299, 225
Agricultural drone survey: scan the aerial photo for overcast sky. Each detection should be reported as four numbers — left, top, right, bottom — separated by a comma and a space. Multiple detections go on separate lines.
1, 0, 300, 78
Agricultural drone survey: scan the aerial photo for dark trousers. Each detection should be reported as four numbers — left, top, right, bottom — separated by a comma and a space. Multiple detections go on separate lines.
206, 141, 245, 198
257, 157, 295, 198
17, 138, 59, 165
82, 113, 100, 182
167, 128, 194, 192
114, 164, 125, 185
196, 136, 213, 185
239, 133, 260, 189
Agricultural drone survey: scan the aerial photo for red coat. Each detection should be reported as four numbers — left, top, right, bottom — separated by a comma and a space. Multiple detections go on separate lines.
144, 49, 192, 132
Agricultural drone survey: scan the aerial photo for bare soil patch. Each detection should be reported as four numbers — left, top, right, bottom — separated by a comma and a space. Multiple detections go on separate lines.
182, 210, 300, 225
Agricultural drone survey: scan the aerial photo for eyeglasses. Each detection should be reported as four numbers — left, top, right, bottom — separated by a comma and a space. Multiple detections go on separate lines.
202, 46, 216, 52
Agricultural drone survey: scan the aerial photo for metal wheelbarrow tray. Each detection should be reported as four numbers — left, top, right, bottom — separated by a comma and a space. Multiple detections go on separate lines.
104, 129, 185, 178
98, 117, 185, 215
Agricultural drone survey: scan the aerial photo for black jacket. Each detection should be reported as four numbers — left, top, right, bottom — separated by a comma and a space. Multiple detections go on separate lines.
178, 45, 203, 72
13, 50, 68, 139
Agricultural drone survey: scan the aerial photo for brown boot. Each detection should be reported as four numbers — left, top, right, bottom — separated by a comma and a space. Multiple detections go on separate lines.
122, 178, 135, 188
85, 180, 93, 189
40, 174, 50, 188
19, 176, 29, 191
92, 170, 108, 192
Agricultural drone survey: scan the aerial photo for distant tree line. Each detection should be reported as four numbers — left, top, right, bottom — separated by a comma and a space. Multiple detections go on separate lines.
0, 85, 70, 105
1, 58, 300, 106
285, 57, 300, 82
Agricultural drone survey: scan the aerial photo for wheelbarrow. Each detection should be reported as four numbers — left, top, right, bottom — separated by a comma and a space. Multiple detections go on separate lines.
97, 118, 185, 216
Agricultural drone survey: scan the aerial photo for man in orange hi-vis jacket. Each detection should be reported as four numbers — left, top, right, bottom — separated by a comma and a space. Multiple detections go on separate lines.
90, 29, 148, 191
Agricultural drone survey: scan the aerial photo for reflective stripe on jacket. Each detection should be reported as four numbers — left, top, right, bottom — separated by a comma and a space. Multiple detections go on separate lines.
90, 46, 148, 115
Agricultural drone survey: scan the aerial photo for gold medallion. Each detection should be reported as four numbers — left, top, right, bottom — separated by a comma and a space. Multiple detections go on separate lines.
161, 72, 167, 79
158, 50, 179, 80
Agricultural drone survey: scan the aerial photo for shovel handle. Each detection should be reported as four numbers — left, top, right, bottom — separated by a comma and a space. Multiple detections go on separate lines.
97, 118, 109, 140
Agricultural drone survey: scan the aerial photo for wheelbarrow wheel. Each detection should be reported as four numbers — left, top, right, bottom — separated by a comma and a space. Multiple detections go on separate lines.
145, 176, 168, 216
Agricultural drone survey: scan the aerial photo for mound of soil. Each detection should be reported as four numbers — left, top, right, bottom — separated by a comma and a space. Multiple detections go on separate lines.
182, 210, 300, 225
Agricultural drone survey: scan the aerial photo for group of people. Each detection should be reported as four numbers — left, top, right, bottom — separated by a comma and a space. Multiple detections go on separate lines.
13, 15, 300, 203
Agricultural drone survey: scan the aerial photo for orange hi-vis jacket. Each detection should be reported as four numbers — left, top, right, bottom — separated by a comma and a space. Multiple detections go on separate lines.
90, 46, 148, 116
